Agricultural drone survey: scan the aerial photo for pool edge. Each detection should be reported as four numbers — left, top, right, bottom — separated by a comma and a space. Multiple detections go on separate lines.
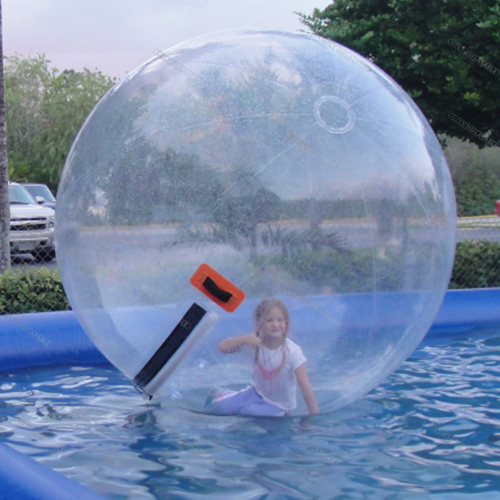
1, 287, 499, 500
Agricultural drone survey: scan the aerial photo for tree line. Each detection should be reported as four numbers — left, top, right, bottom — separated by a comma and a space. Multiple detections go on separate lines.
5, 54, 115, 193
298, 0, 500, 216
1, 0, 500, 276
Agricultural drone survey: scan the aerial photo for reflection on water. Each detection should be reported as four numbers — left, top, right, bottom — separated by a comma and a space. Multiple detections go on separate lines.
1, 327, 500, 499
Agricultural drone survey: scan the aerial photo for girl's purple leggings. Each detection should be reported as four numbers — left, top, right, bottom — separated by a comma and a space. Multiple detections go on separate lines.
210, 386, 286, 417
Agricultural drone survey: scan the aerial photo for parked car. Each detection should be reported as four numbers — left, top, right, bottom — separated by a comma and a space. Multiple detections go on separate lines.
8, 182, 56, 262
22, 183, 56, 210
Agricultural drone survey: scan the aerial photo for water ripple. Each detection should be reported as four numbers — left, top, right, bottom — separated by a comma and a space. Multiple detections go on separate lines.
1, 329, 500, 499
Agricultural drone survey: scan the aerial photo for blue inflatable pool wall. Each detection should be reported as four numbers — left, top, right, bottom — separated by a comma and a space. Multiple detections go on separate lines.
1, 288, 500, 500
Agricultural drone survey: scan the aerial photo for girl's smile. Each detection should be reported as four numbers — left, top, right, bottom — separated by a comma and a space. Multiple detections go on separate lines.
260, 307, 287, 346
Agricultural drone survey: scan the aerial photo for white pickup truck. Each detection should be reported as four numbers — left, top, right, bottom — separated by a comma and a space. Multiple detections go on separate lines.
9, 182, 56, 262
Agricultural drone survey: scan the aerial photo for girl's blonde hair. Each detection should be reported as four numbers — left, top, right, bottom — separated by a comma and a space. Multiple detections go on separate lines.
253, 298, 290, 371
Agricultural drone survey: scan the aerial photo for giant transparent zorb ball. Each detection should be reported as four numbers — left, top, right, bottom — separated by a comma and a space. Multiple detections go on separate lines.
56, 29, 456, 416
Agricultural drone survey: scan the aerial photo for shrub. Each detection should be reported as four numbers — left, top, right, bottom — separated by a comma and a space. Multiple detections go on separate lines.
0, 267, 71, 315
449, 240, 500, 289
454, 163, 500, 216
268, 238, 500, 291
0, 238, 497, 317
265, 246, 404, 293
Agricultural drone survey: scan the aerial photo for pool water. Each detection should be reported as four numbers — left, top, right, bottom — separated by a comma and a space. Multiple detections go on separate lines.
1, 327, 500, 500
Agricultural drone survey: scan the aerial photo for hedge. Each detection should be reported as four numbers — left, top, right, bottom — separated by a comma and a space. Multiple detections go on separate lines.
0, 267, 71, 315
449, 239, 500, 289
0, 239, 498, 315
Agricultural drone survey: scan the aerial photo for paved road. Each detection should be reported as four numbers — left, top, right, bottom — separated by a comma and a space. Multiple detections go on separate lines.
8, 216, 499, 272
458, 216, 499, 225
457, 217, 500, 242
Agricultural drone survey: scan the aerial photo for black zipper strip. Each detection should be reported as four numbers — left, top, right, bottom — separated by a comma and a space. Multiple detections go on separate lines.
134, 303, 207, 389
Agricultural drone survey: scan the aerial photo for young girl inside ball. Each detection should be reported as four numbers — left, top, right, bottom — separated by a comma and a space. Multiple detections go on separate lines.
207, 297, 319, 417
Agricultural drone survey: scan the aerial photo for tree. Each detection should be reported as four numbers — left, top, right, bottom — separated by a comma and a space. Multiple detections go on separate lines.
0, 0, 10, 273
454, 162, 500, 216
4, 55, 115, 192
298, 0, 500, 147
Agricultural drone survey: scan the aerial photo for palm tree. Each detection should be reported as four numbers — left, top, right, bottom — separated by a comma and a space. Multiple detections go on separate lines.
0, 0, 10, 273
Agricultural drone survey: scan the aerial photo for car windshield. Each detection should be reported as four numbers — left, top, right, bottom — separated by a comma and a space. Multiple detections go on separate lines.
9, 185, 37, 205
23, 185, 56, 202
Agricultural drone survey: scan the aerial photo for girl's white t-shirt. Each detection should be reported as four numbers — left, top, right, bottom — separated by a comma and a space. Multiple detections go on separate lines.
242, 338, 307, 411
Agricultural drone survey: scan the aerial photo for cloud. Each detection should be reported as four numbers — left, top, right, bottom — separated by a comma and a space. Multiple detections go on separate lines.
4, 0, 330, 77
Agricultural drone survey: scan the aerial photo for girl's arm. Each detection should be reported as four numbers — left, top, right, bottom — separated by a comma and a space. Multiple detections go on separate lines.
295, 363, 319, 415
218, 333, 261, 353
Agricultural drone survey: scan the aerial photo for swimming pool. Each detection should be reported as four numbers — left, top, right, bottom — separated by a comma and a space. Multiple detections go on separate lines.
1, 289, 500, 499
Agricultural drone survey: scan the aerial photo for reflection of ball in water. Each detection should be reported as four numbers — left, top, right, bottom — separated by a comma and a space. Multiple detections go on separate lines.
56, 29, 456, 416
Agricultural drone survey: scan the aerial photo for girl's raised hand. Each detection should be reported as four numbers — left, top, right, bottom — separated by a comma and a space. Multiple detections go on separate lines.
245, 332, 262, 348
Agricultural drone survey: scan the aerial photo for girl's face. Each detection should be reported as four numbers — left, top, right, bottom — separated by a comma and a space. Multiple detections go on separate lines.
259, 306, 287, 343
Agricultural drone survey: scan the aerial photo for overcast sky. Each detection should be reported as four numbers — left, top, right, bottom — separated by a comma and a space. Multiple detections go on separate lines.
4, 0, 331, 78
